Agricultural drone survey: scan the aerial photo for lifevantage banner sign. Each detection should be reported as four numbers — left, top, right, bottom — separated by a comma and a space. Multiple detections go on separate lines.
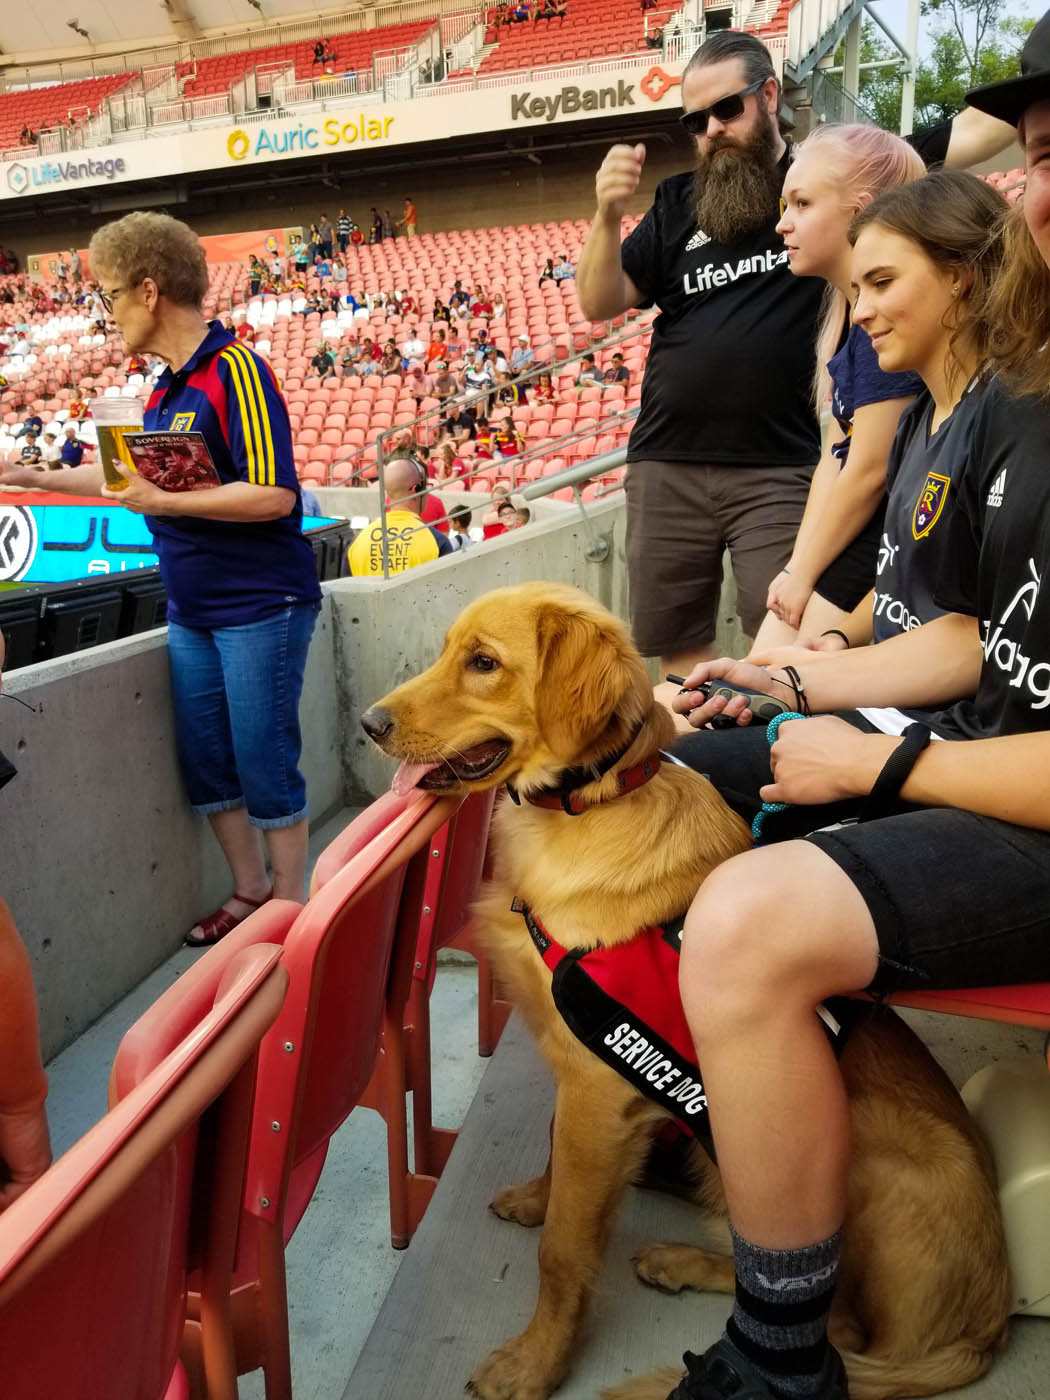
0, 62, 684, 205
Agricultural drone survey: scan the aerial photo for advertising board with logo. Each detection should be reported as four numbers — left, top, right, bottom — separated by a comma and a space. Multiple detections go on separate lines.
0, 62, 684, 207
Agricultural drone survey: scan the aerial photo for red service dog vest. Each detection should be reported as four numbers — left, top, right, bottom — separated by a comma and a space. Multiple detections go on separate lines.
514, 899, 858, 1139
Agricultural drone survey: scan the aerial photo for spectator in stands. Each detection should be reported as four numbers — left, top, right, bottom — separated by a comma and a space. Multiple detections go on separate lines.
433, 364, 457, 403
463, 353, 495, 399
348, 457, 452, 574
370, 208, 383, 244
576, 352, 602, 388
311, 343, 336, 376
481, 482, 511, 536
0, 211, 324, 944
59, 423, 89, 467
419, 57, 435, 84
492, 1, 511, 26
433, 298, 452, 325
433, 441, 467, 481
445, 327, 464, 360
56, 253, 68, 285
323, 42, 338, 71
553, 253, 575, 281
471, 285, 494, 319
401, 326, 425, 360
640, 0, 657, 10
754, 123, 927, 649
535, 0, 560, 20
340, 338, 360, 373
441, 402, 477, 443
510, 334, 535, 374
18, 123, 36, 146
534, 369, 556, 401
317, 214, 334, 260
496, 369, 528, 407
538, 257, 556, 286
426, 329, 448, 365
383, 209, 397, 240
473, 413, 494, 457
448, 502, 474, 549
604, 351, 630, 385
312, 39, 326, 65
70, 248, 82, 285
336, 209, 352, 253
398, 197, 418, 237
380, 342, 403, 377
294, 239, 310, 275
350, 223, 364, 247
491, 290, 507, 320
645, 24, 663, 49
68, 395, 89, 422
449, 280, 470, 310
493, 415, 525, 459
406, 361, 434, 404
512, 0, 531, 21
359, 338, 380, 375
42, 429, 62, 468
398, 289, 418, 316
15, 412, 43, 440
248, 255, 264, 296
19, 432, 42, 466
314, 252, 332, 280
497, 499, 530, 529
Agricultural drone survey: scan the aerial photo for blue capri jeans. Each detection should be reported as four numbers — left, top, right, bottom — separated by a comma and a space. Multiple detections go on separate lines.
167, 602, 320, 829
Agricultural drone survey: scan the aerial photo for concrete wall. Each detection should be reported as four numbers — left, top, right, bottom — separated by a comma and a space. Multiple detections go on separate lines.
0, 490, 745, 1057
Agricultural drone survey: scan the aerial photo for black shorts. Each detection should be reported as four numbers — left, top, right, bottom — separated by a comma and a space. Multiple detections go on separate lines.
812, 499, 885, 613
669, 723, 1050, 997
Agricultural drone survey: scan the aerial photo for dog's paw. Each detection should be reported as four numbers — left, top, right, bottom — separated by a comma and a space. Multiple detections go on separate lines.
633, 1242, 731, 1295
489, 1179, 548, 1227
466, 1337, 558, 1399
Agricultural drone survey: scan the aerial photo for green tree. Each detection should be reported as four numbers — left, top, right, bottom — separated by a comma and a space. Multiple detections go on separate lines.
830, 2, 1030, 134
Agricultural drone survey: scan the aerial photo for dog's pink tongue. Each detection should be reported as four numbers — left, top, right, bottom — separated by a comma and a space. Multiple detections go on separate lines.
391, 760, 440, 795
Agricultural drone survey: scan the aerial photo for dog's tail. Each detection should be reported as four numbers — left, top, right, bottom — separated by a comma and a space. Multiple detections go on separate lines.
599, 1341, 997, 1400
840, 1340, 997, 1399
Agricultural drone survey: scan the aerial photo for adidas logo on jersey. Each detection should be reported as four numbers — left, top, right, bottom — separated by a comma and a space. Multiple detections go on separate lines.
987, 468, 1007, 508
685, 229, 711, 252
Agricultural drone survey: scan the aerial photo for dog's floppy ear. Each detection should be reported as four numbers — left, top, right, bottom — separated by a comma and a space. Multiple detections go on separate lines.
534, 603, 647, 760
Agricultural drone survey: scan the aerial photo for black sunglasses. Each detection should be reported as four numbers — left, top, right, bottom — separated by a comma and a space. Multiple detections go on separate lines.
679, 78, 766, 136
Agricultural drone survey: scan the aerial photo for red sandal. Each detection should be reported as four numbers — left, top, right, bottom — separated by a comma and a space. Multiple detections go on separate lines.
185, 888, 273, 947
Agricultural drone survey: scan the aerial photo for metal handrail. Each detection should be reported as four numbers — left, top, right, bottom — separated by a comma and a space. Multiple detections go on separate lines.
327, 313, 651, 487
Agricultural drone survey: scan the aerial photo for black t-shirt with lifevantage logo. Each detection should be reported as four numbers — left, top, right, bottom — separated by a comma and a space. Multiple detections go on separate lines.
620, 153, 823, 467
933, 379, 1050, 740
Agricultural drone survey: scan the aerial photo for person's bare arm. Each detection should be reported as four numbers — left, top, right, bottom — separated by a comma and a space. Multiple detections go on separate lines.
674, 611, 980, 726
0, 899, 50, 1210
577, 144, 647, 321
0, 462, 104, 495
943, 106, 1017, 169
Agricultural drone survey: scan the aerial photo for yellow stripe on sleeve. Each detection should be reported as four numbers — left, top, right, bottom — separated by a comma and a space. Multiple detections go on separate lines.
220, 348, 263, 484
226, 343, 276, 486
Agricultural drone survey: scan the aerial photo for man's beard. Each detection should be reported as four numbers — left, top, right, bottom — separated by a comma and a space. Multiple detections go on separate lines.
693, 116, 782, 245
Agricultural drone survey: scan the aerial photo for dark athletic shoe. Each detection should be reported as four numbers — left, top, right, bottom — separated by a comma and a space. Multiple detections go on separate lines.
665, 1335, 849, 1399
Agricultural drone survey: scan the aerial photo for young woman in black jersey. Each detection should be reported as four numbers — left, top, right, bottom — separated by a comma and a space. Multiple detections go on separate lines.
645, 32, 1050, 1399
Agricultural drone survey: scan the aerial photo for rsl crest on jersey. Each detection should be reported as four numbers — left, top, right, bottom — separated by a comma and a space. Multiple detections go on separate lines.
912, 471, 951, 540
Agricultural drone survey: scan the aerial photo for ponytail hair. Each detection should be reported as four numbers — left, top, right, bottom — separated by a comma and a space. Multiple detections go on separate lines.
849, 169, 1008, 396
793, 124, 926, 410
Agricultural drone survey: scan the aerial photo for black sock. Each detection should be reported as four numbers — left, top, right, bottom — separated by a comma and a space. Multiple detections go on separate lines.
725, 1225, 840, 1398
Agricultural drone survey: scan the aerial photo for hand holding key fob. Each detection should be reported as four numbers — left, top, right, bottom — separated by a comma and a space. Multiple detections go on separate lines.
666, 675, 791, 729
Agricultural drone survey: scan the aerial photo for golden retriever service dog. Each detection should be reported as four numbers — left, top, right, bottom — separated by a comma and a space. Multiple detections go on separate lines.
361, 581, 1010, 1400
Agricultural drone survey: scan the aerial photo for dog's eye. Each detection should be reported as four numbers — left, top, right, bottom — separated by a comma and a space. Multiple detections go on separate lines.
469, 653, 499, 673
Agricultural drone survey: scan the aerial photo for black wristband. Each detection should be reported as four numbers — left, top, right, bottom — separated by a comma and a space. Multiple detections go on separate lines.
859, 723, 932, 823
820, 629, 850, 649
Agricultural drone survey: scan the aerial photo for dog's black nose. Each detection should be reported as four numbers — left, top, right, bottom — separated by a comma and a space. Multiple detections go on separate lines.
361, 707, 394, 742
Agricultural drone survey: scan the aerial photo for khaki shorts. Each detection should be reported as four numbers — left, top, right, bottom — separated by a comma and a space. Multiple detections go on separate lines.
624, 460, 814, 657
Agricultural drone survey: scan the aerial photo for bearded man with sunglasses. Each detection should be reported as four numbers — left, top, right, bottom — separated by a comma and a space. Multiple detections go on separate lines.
578, 30, 1015, 689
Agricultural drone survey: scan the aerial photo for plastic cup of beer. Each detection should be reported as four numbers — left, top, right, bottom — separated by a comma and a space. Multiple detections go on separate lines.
89, 396, 144, 492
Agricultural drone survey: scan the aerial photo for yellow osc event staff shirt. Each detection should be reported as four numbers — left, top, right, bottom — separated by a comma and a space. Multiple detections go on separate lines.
348, 507, 452, 575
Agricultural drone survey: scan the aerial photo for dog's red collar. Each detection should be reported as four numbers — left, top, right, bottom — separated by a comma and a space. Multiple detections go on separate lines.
508, 752, 662, 816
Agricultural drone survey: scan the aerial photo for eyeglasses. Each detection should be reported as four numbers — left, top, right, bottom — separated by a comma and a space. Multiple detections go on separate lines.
679, 78, 766, 136
98, 286, 127, 313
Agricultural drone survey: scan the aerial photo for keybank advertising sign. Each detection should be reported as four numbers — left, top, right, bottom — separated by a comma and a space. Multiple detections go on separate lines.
0, 63, 682, 203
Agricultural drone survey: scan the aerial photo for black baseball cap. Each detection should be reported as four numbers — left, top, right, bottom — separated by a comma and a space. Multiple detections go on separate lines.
967, 10, 1050, 126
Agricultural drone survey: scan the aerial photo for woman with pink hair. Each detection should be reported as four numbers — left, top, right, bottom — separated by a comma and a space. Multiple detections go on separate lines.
754, 124, 926, 650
